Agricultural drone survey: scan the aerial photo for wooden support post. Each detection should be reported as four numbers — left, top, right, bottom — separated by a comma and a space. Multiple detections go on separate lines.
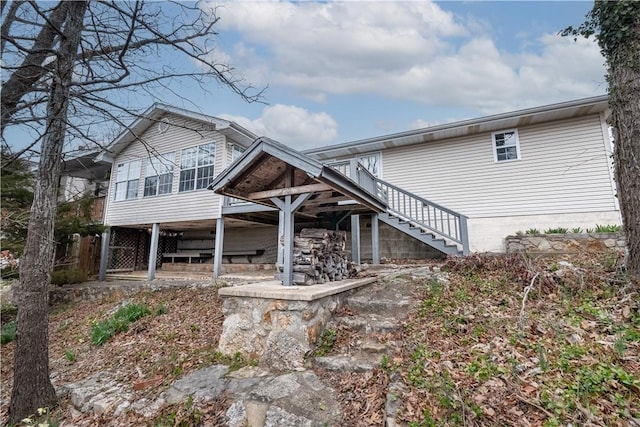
98, 227, 110, 281
147, 223, 160, 281
282, 195, 294, 286
214, 217, 225, 278
371, 213, 380, 264
277, 210, 284, 267
351, 214, 360, 264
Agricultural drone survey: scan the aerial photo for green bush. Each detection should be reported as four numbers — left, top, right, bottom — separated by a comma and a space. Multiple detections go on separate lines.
91, 302, 151, 346
50, 268, 87, 285
1, 321, 16, 345
524, 228, 540, 235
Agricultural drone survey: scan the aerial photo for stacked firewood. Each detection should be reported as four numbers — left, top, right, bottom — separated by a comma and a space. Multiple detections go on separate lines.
276, 228, 358, 285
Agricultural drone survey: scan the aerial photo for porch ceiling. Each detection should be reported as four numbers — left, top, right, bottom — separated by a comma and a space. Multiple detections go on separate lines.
110, 217, 258, 232
208, 137, 387, 218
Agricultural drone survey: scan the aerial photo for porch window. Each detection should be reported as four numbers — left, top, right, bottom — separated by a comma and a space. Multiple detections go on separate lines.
144, 152, 175, 197
492, 129, 520, 162
114, 160, 141, 201
179, 143, 215, 192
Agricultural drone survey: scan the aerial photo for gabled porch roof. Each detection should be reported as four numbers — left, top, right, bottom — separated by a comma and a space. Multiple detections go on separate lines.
208, 137, 387, 217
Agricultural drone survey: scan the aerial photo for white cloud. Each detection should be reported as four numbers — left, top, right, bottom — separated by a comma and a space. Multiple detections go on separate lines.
218, 104, 338, 150
205, 1, 606, 115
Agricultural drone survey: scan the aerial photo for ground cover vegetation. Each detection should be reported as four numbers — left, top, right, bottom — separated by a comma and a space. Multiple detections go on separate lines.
515, 224, 623, 235
394, 253, 639, 426
1, 253, 636, 426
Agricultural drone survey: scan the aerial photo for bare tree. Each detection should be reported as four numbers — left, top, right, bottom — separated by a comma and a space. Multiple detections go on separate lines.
1, 1, 263, 422
562, 1, 640, 275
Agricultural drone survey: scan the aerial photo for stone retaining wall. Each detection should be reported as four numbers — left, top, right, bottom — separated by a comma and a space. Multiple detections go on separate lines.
219, 295, 341, 371
217, 278, 376, 371
505, 232, 626, 254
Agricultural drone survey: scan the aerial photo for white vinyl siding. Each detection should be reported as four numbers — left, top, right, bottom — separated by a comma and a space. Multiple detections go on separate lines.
114, 160, 140, 201
382, 115, 618, 218
105, 116, 227, 226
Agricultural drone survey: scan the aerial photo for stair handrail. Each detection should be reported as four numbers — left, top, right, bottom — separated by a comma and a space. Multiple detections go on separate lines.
373, 178, 469, 254
326, 159, 469, 255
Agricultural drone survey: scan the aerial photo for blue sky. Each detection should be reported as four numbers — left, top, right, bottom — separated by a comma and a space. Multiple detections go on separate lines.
4, 1, 607, 154
175, 0, 606, 151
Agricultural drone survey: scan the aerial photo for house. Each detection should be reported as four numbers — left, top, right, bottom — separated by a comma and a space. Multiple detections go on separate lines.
95, 95, 620, 281
305, 94, 620, 253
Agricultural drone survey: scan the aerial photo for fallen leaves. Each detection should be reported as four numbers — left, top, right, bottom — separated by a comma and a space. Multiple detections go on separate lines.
396, 252, 640, 426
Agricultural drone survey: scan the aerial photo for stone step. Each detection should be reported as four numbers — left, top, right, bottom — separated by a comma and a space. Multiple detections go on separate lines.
333, 313, 402, 334
343, 293, 413, 315
314, 352, 384, 372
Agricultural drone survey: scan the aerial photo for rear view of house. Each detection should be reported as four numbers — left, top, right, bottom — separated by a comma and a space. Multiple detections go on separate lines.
94, 95, 620, 280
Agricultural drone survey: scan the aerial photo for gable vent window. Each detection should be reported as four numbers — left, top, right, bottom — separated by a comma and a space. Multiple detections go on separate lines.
492, 129, 520, 162
179, 143, 215, 192
144, 152, 175, 197
114, 160, 141, 201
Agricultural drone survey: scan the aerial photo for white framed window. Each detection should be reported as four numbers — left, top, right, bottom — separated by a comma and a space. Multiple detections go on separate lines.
114, 160, 141, 201
232, 144, 245, 161
179, 143, 215, 192
358, 152, 381, 177
144, 152, 175, 197
492, 129, 520, 162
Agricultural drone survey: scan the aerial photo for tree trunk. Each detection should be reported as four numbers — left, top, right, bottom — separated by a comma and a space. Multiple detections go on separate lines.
9, 2, 88, 422
608, 17, 640, 276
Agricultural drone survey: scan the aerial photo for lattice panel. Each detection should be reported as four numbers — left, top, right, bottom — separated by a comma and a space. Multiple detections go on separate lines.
108, 227, 139, 270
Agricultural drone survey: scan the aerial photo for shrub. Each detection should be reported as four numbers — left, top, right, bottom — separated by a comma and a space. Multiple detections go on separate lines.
525, 228, 540, 235
50, 268, 87, 285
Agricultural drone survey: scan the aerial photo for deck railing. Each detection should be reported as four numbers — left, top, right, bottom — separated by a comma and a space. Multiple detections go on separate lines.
328, 159, 469, 254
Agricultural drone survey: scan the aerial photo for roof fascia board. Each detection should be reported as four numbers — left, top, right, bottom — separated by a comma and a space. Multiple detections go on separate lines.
304, 95, 609, 157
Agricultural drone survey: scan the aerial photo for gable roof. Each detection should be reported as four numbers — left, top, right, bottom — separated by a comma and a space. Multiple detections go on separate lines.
305, 95, 610, 160
97, 103, 257, 163
208, 137, 387, 215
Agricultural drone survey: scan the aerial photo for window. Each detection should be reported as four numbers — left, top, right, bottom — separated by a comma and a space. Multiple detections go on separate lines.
492, 129, 520, 162
144, 152, 175, 197
114, 160, 141, 201
232, 144, 245, 161
358, 153, 381, 177
179, 143, 215, 192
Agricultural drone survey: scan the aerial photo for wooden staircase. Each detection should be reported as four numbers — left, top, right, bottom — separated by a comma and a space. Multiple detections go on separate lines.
331, 159, 469, 256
